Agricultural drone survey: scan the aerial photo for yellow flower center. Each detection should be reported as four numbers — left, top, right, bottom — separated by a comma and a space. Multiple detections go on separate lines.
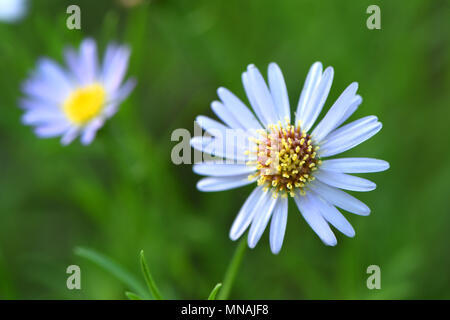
63, 83, 106, 124
247, 121, 321, 198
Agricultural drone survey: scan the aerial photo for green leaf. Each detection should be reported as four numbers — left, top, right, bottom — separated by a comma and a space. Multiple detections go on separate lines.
125, 291, 143, 300
74, 247, 149, 299
207, 283, 222, 300
140, 250, 163, 300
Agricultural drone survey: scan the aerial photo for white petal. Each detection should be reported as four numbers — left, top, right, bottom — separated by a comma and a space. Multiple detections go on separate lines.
211, 101, 243, 130
308, 180, 370, 216
81, 118, 104, 145
294, 193, 337, 246
102, 44, 131, 93
19, 98, 59, 111
109, 78, 136, 104
314, 171, 376, 192
309, 192, 355, 237
103, 101, 120, 118
217, 87, 262, 130
320, 158, 390, 173
22, 108, 65, 125
312, 82, 358, 143
242, 71, 269, 126
195, 115, 229, 137
229, 186, 265, 240
295, 62, 323, 126
320, 116, 382, 157
34, 121, 71, 138
268, 63, 290, 123
64, 47, 83, 83
22, 59, 73, 104
78, 38, 98, 85
197, 174, 255, 192
302, 67, 334, 132
190, 135, 254, 162
334, 95, 362, 129
269, 196, 288, 254
248, 194, 278, 248
193, 162, 256, 176
246, 65, 278, 125
324, 115, 377, 141
60, 127, 80, 146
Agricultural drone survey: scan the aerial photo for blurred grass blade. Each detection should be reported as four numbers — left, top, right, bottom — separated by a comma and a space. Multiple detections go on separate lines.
218, 239, 247, 300
125, 291, 143, 300
140, 250, 163, 300
207, 283, 222, 300
74, 247, 149, 298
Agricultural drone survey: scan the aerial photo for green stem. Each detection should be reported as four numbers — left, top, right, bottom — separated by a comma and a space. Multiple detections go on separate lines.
140, 250, 163, 300
218, 239, 247, 300
207, 283, 222, 300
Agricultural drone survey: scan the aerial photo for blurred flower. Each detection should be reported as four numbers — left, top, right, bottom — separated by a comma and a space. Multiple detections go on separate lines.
20, 38, 136, 145
0, 0, 27, 23
191, 62, 389, 254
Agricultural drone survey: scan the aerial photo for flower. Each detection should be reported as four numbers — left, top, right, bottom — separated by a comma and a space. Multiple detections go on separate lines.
191, 62, 389, 254
20, 38, 136, 145
0, 0, 27, 23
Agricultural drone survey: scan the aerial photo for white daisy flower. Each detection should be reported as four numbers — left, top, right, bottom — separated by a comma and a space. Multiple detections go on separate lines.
191, 62, 389, 254
20, 38, 136, 145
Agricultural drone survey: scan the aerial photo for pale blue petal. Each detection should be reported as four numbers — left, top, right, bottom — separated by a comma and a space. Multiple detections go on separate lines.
242, 71, 268, 126
302, 67, 334, 132
193, 162, 256, 176
294, 193, 337, 246
197, 174, 255, 192
195, 115, 229, 137
190, 134, 254, 162
268, 63, 290, 123
211, 101, 243, 129
229, 186, 265, 240
320, 116, 382, 157
60, 127, 80, 146
78, 38, 98, 85
309, 192, 355, 237
34, 121, 71, 138
102, 44, 131, 94
314, 170, 376, 192
245, 65, 278, 125
312, 82, 358, 143
248, 194, 278, 248
334, 95, 362, 129
22, 58, 73, 103
295, 62, 323, 126
109, 78, 136, 104
269, 196, 288, 254
217, 87, 262, 130
320, 158, 390, 173
308, 180, 370, 216
22, 108, 65, 125
81, 118, 104, 145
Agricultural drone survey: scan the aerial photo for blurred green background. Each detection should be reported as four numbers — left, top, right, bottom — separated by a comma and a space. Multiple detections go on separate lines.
0, 0, 449, 299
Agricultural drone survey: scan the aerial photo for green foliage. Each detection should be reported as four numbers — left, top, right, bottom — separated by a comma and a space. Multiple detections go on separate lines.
0, 0, 449, 299
140, 250, 163, 300
208, 283, 222, 300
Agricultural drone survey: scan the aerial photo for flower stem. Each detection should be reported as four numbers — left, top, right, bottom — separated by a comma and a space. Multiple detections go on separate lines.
140, 250, 163, 300
218, 238, 247, 300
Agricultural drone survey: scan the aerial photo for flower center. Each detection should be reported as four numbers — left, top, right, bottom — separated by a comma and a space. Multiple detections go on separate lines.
248, 122, 321, 198
63, 83, 106, 124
